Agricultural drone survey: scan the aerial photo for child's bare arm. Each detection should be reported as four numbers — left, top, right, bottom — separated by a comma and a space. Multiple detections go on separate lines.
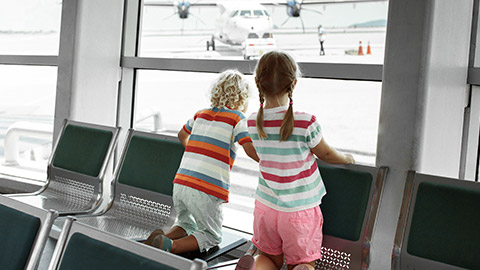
311, 138, 355, 164
242, 142, 259, 162
178, 128, 190, 148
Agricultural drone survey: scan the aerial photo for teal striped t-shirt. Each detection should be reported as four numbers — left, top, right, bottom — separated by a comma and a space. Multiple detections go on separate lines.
248, 105, 325, 212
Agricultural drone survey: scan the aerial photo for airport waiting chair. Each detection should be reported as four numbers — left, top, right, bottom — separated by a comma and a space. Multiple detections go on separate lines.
48, 217, 207, 270
316, 161, 388, 270
392, 171, 480, 270
74, 129, 249, 263
8, 119, 120, 216
0, 194, 58, 270
73, 129, 182, 240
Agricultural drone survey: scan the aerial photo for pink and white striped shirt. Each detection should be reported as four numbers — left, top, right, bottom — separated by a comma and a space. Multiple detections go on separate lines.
248, 105, 325, 212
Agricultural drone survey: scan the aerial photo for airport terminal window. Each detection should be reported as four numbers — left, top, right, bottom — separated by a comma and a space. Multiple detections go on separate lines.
139, 1, 388, 64
0, 1, 62, 55
0, 65, 56, 181
134, 69, 380, 233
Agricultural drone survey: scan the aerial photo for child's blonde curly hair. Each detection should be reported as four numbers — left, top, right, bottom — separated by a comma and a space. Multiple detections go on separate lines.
209, 69, 250, 112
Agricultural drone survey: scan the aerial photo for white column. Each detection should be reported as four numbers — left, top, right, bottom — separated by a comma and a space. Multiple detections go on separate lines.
373, 0, 473, 269
54, 0, 124, 139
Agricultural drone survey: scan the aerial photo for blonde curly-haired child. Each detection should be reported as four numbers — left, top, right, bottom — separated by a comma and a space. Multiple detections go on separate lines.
145, 69, 259, 255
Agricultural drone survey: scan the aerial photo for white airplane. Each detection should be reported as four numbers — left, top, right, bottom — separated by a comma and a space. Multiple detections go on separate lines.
144, 0, 277, 59
209, 1, 274, 48
206, 1, 277, 59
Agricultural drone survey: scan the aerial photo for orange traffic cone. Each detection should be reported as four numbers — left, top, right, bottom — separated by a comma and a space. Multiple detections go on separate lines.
358, 41, 364, 56
367, 41, 372, 55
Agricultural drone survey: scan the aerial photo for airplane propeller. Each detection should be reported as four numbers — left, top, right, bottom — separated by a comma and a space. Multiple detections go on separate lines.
176, 1, 190, 19
156, 0, 207, 34
162, 12, 177, 21
283, 0, 323, 33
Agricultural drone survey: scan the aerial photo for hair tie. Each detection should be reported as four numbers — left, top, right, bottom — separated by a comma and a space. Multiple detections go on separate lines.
260, 103, 264, 107
289, 102, 293, 105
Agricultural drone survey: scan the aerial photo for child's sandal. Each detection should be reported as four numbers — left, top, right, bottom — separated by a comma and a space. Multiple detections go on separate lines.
144, 229, 164, 246
235, 243, 256, 270
235, 254, 255, 270
152, 234, 173, 252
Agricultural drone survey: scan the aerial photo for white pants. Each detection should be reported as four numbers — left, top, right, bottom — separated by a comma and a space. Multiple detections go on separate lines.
172, 184, 224, 252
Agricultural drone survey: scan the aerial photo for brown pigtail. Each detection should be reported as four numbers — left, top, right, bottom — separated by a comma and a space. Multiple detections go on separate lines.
280, 91, 294, 141
257, 93, 267, 139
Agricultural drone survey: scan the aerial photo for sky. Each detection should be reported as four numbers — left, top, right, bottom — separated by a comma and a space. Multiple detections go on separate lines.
0, 0, 62, 32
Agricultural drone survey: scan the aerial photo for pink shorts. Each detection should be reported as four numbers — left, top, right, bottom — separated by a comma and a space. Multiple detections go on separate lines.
252, 201, 323, 265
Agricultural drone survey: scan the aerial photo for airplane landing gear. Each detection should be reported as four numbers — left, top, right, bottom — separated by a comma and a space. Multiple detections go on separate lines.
207, 36, 216, 51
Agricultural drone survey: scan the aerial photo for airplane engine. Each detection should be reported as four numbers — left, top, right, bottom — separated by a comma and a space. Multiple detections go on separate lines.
177, 1, 190, 19
287, 0, 301, 17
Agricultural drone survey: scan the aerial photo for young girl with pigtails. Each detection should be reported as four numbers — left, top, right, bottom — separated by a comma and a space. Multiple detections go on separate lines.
236, 51, 355, 270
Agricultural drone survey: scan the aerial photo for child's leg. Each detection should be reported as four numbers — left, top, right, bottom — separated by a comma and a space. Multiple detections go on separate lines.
150, 225, 199, 253
145, 225, 188, 245
147, 229, 200, 253
255, 250, 284, 270
288, 261, 316, 270
170, 234, 200, 254
165, 225, 188, 240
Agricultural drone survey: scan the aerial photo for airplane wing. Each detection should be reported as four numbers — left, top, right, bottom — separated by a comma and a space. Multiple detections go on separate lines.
302, 0, 387, 4
143, 0, 387, 7
261, 0, 387, 5
144, 1, 217, 7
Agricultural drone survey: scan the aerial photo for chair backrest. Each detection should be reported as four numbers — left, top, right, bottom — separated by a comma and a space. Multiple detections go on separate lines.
48, 218, 207, 270
0, 194, 58, 270
115, 129, 184, 197
49, 119, 120, 181
393, 171, 480, 270
316, 161, 388, 270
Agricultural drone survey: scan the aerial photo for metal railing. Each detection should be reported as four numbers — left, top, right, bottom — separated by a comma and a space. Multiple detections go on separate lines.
2, 121, 53, 166
135, 107, 163, 132
2, 109, 162, 168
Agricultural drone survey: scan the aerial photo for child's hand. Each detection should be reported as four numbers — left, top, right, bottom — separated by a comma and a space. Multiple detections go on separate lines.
345, 154, 355, 164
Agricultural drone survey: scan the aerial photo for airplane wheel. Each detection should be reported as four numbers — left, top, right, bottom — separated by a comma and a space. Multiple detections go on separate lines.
207, 41, 210, 51
211, 37, 216, 51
